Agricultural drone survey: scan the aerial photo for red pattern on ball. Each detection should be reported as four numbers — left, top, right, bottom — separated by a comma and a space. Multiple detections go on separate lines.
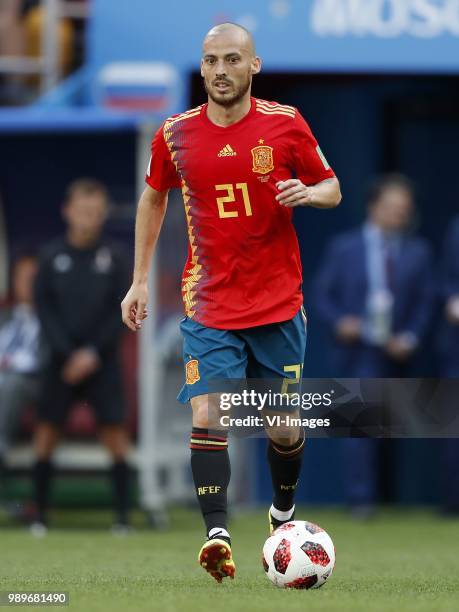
274, 522, 295, 533
273, 538, 291, 574
285, 574, 318, 589
304, 521, 324, 534
300, 541, 330, 566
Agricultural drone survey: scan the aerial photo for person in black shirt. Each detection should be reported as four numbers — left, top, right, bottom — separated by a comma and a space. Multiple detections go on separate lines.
32, 178, 130, 533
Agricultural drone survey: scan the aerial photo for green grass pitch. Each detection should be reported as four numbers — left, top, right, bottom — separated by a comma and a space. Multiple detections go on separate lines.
1, 507, 458, 612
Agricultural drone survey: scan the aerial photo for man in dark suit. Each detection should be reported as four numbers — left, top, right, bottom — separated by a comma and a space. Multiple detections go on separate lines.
314, 174, 434, 516
437, 216, 459, 514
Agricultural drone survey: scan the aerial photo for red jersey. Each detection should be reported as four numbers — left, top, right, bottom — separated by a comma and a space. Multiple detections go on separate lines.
146, 97, 335, 329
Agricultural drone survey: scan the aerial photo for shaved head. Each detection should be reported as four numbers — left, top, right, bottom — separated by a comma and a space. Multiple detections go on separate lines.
201, 22, 261, 109
203, 22, 256, 57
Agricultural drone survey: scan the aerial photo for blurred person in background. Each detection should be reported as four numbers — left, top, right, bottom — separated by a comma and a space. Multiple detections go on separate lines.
438, 215, 459, 515
21, 0, 75, 80
314, 174, 434, 518
0, 252, 41, 496
0, 0, 76, 105
0, 0, 25, 104
31, 178, 130, 535
0, 195, 8, 297
0, 0, 23, 57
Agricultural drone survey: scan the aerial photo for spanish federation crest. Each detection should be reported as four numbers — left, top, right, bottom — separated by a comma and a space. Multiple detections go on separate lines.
251, 145, 274, 174
186, 359, 200, 385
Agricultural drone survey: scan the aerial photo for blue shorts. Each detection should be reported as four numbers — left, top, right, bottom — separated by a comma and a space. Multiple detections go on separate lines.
177, 307, 307, 404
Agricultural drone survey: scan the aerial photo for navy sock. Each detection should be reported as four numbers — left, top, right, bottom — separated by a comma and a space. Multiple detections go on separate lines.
190, 428, 230, 536
110, 460, 130, 525
267, 436, 305, 511
33, 459, 53, 524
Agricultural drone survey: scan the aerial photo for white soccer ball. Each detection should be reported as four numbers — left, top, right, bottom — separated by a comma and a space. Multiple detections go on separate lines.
262, 520, 335, 589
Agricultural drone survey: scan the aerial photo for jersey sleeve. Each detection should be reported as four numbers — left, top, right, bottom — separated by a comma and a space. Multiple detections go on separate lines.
145, 124, 181, 191
290, 111, 335, 185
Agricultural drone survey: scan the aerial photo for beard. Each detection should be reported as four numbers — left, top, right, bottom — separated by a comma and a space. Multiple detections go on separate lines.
204, 72, 252, 108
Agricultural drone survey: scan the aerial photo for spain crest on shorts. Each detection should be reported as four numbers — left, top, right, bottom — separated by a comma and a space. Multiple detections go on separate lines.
251, 145, 274, 174
186, 359, 200, 385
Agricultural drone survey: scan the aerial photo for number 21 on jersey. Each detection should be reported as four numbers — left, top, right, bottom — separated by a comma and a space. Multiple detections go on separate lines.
215, 183, 252, 218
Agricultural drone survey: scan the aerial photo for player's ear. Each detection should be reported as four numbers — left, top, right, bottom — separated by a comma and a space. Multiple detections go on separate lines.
200, 58, 205, 78
251, 56, 262, 76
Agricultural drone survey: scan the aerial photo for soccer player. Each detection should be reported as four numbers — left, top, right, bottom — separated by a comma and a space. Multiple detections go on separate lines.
121, 23, 341, 582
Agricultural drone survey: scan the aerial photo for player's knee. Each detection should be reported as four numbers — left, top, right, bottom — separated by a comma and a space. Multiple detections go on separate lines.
34, 423, 60, 458
267, 425, 301, 447
192, 403, 211, 429
191, 394, 226, 430
99, 425, 129, 459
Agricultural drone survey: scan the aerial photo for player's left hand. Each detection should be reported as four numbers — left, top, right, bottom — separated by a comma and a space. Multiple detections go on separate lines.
275, 179, 315, 207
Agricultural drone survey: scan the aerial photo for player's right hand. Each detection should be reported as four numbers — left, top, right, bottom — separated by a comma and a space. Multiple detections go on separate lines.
121, 282, 149, 331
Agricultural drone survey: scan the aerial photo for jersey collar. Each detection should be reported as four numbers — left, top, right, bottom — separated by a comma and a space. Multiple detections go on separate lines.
200, 96, 256, 133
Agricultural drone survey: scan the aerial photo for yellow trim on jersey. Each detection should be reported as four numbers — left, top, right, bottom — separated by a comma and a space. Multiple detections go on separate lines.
171, 104, 203, 119
256, 107, 296, 118
255, 101, 295, 116
162, 118, 203, 319
256, 100, 296, 113
256, 103, 295, 111
165, 109, 201, 128
181, 183, 202, 318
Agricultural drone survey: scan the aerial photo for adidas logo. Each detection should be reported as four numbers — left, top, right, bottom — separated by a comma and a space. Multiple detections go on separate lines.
218, 144, 237, 157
